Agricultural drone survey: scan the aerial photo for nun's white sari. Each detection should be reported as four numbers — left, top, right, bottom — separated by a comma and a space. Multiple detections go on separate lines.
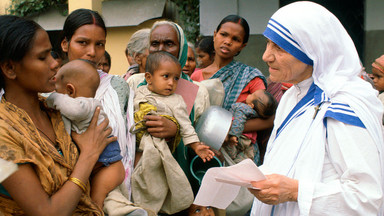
251, 2, 384, 215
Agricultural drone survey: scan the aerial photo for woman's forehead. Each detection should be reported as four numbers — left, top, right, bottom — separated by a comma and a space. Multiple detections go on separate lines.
151, 25, 178, 41
73, 24, 106, 39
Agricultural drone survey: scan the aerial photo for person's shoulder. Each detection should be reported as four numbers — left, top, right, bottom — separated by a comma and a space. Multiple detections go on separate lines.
127, 73, 145, 84
246, 65, 263, 75
171, 92, 184, 100
110, 74, 130, 94
191, 69, 204, 81
111, 74, 129, 87
136, 85, 148, 93
169, 93, 188, 112
234, 61, 262, 72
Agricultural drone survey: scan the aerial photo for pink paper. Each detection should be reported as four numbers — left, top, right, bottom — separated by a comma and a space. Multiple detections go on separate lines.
193, 159, 266, 209
175, 79, 199, 115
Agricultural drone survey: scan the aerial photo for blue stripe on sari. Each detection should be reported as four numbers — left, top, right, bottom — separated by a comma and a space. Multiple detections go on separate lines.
264, 19, 313, 66
276, 83, 323, 138
269, 18, 299, 47
324, 103, 365, 128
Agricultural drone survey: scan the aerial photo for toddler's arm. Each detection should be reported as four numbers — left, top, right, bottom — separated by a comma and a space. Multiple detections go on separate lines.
189, 142, 214, 162
46, 92, 97, 121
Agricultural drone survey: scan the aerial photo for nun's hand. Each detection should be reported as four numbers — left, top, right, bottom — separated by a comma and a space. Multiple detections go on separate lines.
248, 174, 298, 205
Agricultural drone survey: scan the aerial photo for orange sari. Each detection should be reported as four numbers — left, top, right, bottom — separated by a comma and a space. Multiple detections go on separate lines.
0, 97, 102, 216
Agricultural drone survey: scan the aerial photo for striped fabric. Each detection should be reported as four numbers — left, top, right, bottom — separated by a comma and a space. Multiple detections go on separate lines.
276, 82, 366, 141
264, 18, 313, 66
324, 103, 365, 128
210, 61, 266, 110
275, 83, 315, 138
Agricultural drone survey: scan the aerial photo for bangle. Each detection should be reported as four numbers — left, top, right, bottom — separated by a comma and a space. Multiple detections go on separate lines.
68, 177, 87, 193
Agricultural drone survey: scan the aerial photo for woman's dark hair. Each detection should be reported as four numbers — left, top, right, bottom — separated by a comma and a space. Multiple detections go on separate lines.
62, 9, 106, 42
0, 15, 42, 63
216, 15, 250, 44
196, 36, 214, 58
0, 15, 42, 88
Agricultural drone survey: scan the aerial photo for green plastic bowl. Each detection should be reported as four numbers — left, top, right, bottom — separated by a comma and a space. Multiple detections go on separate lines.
190, 155, 222, 185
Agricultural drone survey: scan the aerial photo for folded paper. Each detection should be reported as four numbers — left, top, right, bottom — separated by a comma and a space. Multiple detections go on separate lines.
193, 159, 266, 209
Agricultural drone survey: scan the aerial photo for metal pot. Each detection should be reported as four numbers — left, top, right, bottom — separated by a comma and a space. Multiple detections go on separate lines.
200, 78, 225, 106
195, 106, 232, 150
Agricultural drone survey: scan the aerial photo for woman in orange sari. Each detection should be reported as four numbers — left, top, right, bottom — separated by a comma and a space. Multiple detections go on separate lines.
0, 15, 114, 216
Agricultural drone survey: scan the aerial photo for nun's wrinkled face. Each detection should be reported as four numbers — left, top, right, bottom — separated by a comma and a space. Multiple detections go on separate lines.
149, 25, 180, 58
263, 39, 313, 84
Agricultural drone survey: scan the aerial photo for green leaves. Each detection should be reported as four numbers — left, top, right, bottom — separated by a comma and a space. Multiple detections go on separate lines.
171, 0, 199, 43
8, 0, 198, 42
8, 0, 68, 17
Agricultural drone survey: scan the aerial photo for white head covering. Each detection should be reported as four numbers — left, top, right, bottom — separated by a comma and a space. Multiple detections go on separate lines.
264, 1, 384, 153
252, 1, 384, 215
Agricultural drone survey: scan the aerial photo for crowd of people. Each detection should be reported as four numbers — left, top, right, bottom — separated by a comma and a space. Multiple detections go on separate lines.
0, 1, 384, 216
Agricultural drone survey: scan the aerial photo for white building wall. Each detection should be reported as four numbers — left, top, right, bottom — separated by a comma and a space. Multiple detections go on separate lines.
200, 0, 278, 35
365, 0, 384, 31
364, 0, 384, 72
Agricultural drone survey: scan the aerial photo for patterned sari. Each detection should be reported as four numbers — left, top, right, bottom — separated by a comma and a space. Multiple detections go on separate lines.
0, 97, 102, 216
210, 61, 266, 110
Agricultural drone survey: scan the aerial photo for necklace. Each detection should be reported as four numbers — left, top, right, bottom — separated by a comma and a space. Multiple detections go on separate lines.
36, 127, 56, 144
36, 127, 61, 153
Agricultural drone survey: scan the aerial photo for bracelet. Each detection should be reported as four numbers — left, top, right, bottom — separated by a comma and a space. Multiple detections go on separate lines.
68, 177, 87, 193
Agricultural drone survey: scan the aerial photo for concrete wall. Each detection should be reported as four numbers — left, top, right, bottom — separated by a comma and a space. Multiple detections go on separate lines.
199, 0, 278, 77
364, 0, 384, 73
0, 0, 9, 14
234, 35, 269, 76
200, 0, 278, 35
66, 0, 160, 76
106, 19, 157, 75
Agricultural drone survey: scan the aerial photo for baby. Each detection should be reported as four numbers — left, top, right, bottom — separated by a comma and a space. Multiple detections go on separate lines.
224, 89, 277, 163
46, 59, 125, 208
130, 51, 214, 214
132, 51, 214, 161
188, 204, 215, 216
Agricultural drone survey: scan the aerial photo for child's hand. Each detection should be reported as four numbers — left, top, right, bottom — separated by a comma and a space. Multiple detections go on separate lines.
190, 142, 215, 162
229, 136, 238, 146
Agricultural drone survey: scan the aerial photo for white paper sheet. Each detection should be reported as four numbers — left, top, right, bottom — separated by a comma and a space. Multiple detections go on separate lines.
193, 159, 266, 209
